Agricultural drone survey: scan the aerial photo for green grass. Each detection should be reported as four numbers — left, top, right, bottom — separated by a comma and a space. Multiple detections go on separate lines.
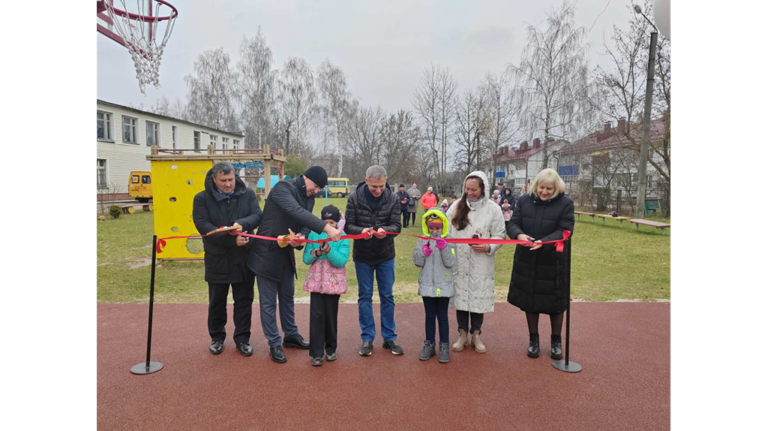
97, 198, 670, 304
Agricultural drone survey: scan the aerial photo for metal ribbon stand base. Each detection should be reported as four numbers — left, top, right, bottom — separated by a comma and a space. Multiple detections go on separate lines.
552, 303, 582, 373
131, 235, 164, 375
552, 240, 581, 373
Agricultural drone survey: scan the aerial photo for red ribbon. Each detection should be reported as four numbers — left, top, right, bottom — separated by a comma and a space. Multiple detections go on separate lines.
156, 228, 572, 254
555, 230, 571, 252
156, 238, 167, 253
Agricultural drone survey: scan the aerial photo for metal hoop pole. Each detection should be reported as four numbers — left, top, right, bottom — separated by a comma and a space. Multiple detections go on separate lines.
553, 240, 581, 373
131, 235, 163, 375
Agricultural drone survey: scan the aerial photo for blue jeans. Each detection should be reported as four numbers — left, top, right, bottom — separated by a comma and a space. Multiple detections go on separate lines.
355, 258, 397, 342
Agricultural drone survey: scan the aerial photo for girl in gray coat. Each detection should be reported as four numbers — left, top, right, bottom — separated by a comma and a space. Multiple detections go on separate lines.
413, 208, 457, 363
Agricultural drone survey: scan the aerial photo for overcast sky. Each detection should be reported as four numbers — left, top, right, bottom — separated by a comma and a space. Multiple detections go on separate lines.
97, 0, 639, 114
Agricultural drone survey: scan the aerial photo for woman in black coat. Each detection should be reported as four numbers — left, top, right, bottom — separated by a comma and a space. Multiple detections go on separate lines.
506, 169, 574, 360
502, 187, 516, 208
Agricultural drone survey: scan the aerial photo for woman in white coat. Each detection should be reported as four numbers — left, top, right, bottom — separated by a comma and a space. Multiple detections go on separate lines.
446, 171, 506, 353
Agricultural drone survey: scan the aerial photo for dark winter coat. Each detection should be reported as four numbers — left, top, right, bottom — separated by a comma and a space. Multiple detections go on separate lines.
506, 192, 575, 315
248, 176, 327, 281
502, 189, 515, 207
396, 190, 410, 211
344, 182, 402, 265
192, 170, 263, 284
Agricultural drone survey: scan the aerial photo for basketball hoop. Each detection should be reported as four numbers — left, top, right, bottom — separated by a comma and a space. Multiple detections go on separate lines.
97, 0, 178, 94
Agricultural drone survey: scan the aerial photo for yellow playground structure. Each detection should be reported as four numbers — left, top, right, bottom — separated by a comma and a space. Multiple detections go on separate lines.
146, 144, 285, 260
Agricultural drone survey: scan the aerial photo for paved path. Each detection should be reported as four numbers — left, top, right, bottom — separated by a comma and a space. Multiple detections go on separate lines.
98, 302, 669, 430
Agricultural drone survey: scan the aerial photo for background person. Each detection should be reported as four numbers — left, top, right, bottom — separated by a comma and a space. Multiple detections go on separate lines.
420, 187, 437, 212
396, 184, 411, 227
406, 183, 421, 227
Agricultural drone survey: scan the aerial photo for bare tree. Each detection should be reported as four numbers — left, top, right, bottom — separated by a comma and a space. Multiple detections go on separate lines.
184, 48, 239, 132
345, 105, 386, 177
97, 182, 123, 215
236, 29, 277, 149
453, 87, 486, 177
508, 2, 590, 169
413, 143, 436, 187
130, 96, 187, 120
592, 5, 647, 135
379, 109, 420, 181
413, 64, 457, 189
481, 72, 521, 175
588, 152, 622, 212
167, 97, 188, 120
591, 1, 671, 215
273, 57, 317, 157
316, 59, 353, 176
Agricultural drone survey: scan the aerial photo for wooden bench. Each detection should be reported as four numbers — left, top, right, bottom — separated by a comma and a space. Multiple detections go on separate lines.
593, 214, 630, 226
120, 203, 153, 214
574, 210, 595, 221
627, 218, 671, 235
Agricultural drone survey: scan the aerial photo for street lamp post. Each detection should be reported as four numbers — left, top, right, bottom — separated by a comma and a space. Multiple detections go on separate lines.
634, 5, 658, 218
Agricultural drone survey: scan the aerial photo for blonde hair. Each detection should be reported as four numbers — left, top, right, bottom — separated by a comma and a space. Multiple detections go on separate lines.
529, 168, 566, 199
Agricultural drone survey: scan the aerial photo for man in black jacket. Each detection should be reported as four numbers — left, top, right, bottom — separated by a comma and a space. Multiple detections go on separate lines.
248, 166, 342, 363
395, 184, 410, 227
193, 162, 263, 357
345, 165, 404, 356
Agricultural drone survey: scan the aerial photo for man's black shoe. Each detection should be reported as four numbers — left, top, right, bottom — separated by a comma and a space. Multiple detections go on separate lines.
382, 339, 404, 355
209, 341, 223, 355
270, 346, 287, 363
283, 334, 310, 349
359, 341, 373, 356
237, 342, 253, 357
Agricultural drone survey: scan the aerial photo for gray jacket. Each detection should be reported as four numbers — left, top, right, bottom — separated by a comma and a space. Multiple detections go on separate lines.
413, 235, 457, 298
413, 208, 459, 298
406, 187, 421, 212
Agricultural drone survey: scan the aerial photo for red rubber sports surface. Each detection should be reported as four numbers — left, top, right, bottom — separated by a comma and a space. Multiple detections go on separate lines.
98, 302, 670, 430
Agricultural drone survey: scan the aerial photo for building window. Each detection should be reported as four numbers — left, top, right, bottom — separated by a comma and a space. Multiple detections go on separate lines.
233, 139, 239, 150
222, 137, 229, 150
210, 134, 218, 149
122, 116, 138, 143
172, 126, 177, 149
146, 121, 160, 147
194, 131, 200, 152
97, 159, 107, 188
97, 111, 112, 140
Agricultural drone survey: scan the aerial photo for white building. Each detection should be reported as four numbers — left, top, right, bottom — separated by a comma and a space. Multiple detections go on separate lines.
555, 119, 666, 199
480, 138, 568, 190
96, 99, 245, 194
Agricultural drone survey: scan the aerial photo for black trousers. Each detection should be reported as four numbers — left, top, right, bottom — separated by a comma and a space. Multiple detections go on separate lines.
402, 208, 410, 227
456, 310, 484, 334
410, 211, 417, 225
208, 278, 254, 345
309, 292, 341, 358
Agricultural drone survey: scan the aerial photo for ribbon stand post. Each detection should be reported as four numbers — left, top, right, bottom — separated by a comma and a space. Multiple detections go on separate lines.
552, 240, 582, 373
131, 235, 164, 375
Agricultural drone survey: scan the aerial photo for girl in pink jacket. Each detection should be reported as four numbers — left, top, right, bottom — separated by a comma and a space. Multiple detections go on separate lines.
302, 205, 350, 366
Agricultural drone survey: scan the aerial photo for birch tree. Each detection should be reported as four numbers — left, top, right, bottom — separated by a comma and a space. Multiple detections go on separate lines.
236, 29, 277, 149
184, 48, 239, 132
453, 87, 486, 177
481, 72, 521, 176
274, 57, 317, 157
316, 59, 353, 176
379, 109, 420, 181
